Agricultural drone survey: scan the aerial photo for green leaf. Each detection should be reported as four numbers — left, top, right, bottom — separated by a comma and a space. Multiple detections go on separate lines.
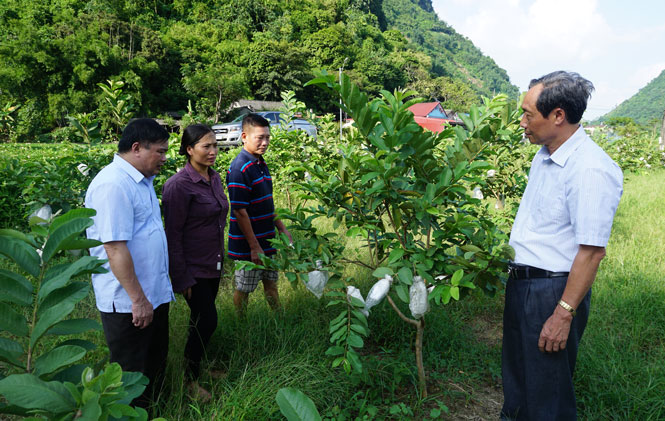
119, 369, 148, 404
0, 229, 37, 247
38, 256, 105, 303
33, 345, 87, 377
30, 301, 76, 347
347, 332, 364, 348
58, 238, 102, 251
57, 339, 97, 352
347, 350, 363, 373
395, 284, 409, 303
0, 236, 40, 277
41, 218, 94, 263
276, 387, 322, 421
38, 282, 89, 318
47, 319, 101, 336
397, 266, 413, 285
0, 337, 24, 368
350, 323, 368, 336
49, 209, 96, 234
450, 286, 460, 301
451, 269, 464, 286
0, 374, 77, 413
372, 267, 394, 278
78, 396, 102, 421
0, 302, 28, 336
0, 269, 33, 306
324, 346, 345, 356
346, 226, 368, 238
388, 248, 405, 264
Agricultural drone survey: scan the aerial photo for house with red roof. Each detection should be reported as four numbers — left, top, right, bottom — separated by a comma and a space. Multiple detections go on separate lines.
407, 102, 464, 133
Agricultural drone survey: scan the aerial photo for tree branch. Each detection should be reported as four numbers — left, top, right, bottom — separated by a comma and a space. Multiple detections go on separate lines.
386, 295, 419, 327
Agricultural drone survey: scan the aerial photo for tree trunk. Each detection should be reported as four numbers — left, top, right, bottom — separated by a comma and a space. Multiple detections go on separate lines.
415, 318, 427, 398
386, 295, 428, 397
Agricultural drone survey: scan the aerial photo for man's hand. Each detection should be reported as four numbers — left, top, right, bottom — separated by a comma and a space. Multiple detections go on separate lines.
538, 305, 573, 352
131, 296, 154, 329
250, 245, 265, 264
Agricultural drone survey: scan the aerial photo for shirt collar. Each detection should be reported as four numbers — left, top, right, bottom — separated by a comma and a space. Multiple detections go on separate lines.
541, 125, 588, 168
113, 154, 151, 184
239, 148, 264, 164
183, 160, 214, 183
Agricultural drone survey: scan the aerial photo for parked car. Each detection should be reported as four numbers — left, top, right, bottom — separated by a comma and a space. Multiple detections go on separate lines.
212, 111, 317, 148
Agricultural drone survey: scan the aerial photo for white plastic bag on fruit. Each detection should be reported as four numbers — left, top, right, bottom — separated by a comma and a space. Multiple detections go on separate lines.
29, 204, 52, 222
409, 276, 429, 319
305, 260, 328, 299
363, 275, 393, 316
347, 286, 366, 315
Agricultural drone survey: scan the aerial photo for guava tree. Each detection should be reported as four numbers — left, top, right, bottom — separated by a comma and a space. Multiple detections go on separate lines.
260, 73, 520, 397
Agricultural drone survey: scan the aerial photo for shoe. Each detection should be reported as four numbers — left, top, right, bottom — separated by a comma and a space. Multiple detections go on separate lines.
187, 380, 212, 403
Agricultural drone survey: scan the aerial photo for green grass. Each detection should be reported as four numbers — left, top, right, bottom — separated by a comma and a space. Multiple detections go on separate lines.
576, 170, 665, 420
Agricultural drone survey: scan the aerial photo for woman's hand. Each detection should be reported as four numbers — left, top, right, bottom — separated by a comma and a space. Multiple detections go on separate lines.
182, 287, 192, 300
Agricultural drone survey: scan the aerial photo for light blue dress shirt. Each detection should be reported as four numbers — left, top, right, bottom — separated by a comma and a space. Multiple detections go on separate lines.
85, 154, 174, 313
509, 126, 623, 272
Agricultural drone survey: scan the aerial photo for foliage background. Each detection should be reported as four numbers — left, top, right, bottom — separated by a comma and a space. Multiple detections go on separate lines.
0, 0, 518, 142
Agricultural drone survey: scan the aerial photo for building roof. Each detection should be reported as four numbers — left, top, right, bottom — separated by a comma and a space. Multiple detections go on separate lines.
227, 100, 283, 112
408, 102, 441, 117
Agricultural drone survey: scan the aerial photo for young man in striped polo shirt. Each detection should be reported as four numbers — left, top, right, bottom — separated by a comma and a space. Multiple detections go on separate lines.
226, 113, 292, 315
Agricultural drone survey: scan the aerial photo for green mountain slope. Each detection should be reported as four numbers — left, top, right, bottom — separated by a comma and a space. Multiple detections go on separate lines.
0, 0, 517, 139
381, 0, 518, 98
600, 69, 665, 126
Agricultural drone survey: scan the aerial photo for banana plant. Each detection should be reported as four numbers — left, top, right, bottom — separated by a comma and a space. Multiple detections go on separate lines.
0, 209, 150, 420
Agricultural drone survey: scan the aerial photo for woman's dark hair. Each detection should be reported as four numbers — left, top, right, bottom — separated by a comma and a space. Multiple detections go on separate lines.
529, 71, 594, 124
179, 124, 214, 158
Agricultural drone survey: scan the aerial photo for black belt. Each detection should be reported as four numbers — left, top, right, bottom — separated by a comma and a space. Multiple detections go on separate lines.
509, 264, 569, 280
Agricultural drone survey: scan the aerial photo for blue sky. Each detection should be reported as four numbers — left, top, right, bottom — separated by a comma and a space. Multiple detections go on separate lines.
431, 0, 665, 119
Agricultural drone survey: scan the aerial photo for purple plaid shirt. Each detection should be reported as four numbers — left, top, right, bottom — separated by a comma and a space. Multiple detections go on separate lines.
162, 162, 229, 292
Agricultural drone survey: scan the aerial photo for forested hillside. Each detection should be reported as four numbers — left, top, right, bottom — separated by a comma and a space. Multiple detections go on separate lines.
600, 69, 665, 126
0, 0, 517, 141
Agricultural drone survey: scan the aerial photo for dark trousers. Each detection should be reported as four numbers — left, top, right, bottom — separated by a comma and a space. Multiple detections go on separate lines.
501, 275, 591, 421
100, 302, 170, 408
184, 277, 221, 380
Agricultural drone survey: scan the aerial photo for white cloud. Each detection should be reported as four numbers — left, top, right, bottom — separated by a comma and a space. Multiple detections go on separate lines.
431, 0, 665, 119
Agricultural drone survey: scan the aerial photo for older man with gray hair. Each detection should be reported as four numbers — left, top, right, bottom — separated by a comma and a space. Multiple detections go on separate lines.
501, 71, 623, 420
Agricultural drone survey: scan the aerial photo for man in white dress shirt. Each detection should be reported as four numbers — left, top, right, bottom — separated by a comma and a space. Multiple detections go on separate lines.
86, 118, 175, 408
501, 71, 623, 420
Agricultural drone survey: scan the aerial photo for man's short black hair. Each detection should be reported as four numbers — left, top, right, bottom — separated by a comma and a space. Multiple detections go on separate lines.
528, 71, 594, 124
118, 118, 169, 153
242, 113, 270, 133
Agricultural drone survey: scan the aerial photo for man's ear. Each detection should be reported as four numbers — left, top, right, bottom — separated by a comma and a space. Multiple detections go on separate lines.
131, 141, 142, 153
553, 108, 566, 125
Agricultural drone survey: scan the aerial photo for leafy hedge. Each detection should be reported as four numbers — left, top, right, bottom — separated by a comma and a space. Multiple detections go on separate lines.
0, 141, 241, 230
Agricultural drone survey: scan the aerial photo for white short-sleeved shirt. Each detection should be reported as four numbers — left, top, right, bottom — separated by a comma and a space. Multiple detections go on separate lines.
509, 126, 623, 272
85, 154, 174, 312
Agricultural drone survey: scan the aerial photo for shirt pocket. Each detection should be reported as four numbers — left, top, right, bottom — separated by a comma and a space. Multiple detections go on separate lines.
189, 194, 220, 218
527, 190, 568, 235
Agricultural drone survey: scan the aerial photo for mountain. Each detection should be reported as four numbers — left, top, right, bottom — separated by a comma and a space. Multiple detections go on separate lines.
599, 69, 665, 126
0, 0, 518, 138
380, 0, 518, 98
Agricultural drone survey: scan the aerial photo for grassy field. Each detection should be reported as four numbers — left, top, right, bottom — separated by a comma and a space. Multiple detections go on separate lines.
575, 170, 665, 420
2, 170, 663, 420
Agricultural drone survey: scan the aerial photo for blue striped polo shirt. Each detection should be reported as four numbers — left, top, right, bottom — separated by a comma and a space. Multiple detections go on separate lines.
226, 148, 276, 260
